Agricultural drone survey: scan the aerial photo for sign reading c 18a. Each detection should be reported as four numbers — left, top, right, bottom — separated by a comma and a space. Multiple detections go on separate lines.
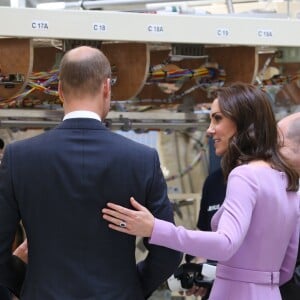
147, 24, 164, 33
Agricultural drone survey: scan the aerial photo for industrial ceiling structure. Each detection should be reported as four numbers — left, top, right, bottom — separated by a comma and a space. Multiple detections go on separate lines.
0, 0, 299, 132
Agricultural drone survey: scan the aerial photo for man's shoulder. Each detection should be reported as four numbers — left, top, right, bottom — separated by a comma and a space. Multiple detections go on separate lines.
7, 130, 49, 149
110, 131, 156, 154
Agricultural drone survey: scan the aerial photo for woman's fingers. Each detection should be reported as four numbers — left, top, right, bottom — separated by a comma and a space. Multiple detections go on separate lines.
102, 212, 134, 233
108, 223, 137, 236
106, 198, 148, 215
101, 198, 154, 238
106, 202, 132, 216
130, 197, 148, 212
102, 213, 139, 236
103, 198, 148, 222
102, 211, 124, 226
102, 207, 129, 222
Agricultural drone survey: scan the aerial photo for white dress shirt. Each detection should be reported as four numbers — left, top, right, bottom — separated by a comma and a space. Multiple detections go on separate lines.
63, 111, 101, 122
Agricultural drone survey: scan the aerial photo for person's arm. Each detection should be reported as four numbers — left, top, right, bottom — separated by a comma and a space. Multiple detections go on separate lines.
0, 145, 26, 297
185, 170, 226, 299
197, 169, 226, 233
135, 150, 182, 298
103, 167, 256, 261
197, 177, 212, 232
184, 177, 210, 262
148, 167, 257, 260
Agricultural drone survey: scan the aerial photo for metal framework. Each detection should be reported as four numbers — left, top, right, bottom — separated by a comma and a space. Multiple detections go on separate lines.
0, 109, 210, 130
0, 6, 299, 130
0, 7, 300, 47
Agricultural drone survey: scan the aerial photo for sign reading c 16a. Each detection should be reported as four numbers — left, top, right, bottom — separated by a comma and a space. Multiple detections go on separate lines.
257, 29, 273, 38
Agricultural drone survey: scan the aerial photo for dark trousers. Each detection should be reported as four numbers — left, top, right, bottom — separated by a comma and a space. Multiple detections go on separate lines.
280, 281, 300, 300
0, 286, 11, 300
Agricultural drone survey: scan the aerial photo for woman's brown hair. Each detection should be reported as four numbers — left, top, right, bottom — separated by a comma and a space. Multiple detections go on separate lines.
217, 82, 299, 191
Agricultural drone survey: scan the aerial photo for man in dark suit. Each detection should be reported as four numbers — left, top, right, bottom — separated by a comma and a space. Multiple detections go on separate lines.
278, 112, 300, 300
0, 137, 11, 300
0, 46, 182, 300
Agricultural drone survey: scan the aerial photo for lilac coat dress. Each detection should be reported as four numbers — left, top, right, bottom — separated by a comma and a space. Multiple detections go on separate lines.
150, 165, 300, 299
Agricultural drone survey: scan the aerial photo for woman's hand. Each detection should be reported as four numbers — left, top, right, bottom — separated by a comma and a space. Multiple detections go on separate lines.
102, 197, 155, 237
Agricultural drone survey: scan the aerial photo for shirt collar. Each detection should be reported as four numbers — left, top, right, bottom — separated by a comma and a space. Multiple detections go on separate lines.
63, 111, 101, 122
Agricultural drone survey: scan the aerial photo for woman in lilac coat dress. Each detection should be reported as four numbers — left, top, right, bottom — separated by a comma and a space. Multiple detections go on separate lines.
102, 82, 300, 300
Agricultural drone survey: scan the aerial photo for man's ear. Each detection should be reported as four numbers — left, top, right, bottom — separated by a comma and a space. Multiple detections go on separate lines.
58, 82, 64, 103
103, 78, 111, 98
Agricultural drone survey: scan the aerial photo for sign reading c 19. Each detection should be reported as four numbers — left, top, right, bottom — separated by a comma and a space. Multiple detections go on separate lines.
216, 28, 230, 37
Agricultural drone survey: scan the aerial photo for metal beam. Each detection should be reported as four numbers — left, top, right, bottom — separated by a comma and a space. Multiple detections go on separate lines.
0, 109, 210, 130
0, 7, 299, 46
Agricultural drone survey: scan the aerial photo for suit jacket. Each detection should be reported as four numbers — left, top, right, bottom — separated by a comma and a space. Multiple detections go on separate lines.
0, 118, 182, 300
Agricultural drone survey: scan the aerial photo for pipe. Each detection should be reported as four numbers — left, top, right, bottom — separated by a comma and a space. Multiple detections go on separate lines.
82, 0, 195, 9
225, 0, 234, 13
10, 0, 26, 8
36, 0, 205, 10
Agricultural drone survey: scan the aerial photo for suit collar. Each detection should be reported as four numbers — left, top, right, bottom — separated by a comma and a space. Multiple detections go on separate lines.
57, 118, 107, 130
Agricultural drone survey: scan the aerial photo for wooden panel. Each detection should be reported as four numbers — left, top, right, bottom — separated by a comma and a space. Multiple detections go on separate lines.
205, 46, 257, 84
0, 38, 33, 100
33, 47, 62, 72
101, 42, 149, 101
